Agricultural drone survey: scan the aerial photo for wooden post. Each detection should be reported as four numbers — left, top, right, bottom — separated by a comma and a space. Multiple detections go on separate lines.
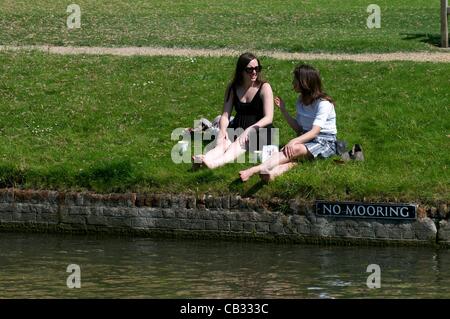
442, 0, 449, 48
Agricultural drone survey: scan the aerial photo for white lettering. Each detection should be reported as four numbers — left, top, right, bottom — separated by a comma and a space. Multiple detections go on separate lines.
332, 205, 341, 215
367, 4, 381, 29
357, 206, 366, 216
376, 206, 384, 216
400, 207, 409, 218
171, 128, 190, 164
66, 264, 81, 288
346, 205, 356, 216
366, 264, 381, 288
389, 207, 399, 217
66, 4, 81, 29
367, 206, 376, 216
180, 303, 214, 317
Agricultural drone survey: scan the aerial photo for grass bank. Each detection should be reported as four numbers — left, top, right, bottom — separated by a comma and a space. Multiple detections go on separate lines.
0, 0, 445, 53
0, 51, 448, 204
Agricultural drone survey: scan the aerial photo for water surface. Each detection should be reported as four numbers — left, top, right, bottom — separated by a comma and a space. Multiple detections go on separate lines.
0, 232, 449, 298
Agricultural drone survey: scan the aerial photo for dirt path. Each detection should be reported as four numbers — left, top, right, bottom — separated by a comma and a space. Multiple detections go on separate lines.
1, 45, 449, 62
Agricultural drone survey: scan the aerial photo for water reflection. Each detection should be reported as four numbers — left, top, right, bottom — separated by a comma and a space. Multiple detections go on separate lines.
0, 232, 449, 298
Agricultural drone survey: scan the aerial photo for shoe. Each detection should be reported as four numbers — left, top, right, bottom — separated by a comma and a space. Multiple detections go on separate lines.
341, 151, 351, 162
335, 140, 348, 155
339, 144, 364, 162
351, 144, 364, 161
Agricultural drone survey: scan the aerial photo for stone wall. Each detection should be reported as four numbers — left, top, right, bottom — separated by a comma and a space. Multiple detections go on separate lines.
0, 188, 448, 246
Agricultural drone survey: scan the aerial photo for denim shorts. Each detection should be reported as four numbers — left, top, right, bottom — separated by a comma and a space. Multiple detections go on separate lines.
304, 133, 337, 158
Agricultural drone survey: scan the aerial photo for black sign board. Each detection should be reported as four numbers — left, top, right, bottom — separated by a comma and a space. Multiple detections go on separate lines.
316, 201, 416, 220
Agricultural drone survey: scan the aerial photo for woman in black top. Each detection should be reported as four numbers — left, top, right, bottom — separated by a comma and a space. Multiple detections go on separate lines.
193, 52, 274, 169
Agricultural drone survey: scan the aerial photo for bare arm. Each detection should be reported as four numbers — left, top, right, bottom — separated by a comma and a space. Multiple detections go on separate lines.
274, 96, 302, 135
291, 125, 321, 144
217, 85, 234, 142
282, 125, 320, 158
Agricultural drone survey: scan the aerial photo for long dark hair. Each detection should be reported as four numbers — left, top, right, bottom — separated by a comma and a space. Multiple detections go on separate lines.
293, 64, 334, 106
226, 52, 264, 101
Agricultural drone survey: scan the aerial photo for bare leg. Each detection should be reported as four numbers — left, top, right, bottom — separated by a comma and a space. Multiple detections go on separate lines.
239, 151, 291, 181
203, 139, 246, 169
239, 163, 264, 182
259, 162, 298, 182
192, 138, 231, 169
239, 143, 311, 181
202, 139, 231, 162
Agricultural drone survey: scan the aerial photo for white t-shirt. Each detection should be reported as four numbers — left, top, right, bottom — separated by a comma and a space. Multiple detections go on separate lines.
296, 98, 337, 135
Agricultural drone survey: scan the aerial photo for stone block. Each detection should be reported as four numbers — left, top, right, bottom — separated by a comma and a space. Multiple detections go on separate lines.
131, 217, 155, 228
412, 218, 437, 241
218, 220, 230, 231
12, 212, 36, 222
0, 212, 13, 222
186, 196, 196, 209
256, 222, 269, 233
68, 206, 91, 216
36, 213, 58, 224
221, 196, 230, 210
243, 222, 256, 232
230, 196, 240, 210
86, 215, 109, 226
297, 223, 311, 235
0, 203, 14, 212
155, 218, 180, 229
373, 223, 389, 238
60, 214, 86, 225
230, 221, 243, 231
162, 210, 175, 218
269, 222, 284, 234
0, 189, 14, 203
205, 220, 219, 231
175, 209, 188, 219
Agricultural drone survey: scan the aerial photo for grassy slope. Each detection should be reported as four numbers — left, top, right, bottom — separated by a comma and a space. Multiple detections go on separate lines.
0, 0, 444, 53
0, 51, 448, 203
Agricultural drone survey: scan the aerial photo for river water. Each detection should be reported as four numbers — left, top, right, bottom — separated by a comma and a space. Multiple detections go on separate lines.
0, 232, 449, 298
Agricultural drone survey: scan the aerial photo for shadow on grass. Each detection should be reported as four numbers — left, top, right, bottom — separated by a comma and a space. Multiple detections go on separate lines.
243, 180, 267, 197
228, 177, 267, 197
228, 178, 244, 193
400, 33, 441, 47
0, 164, 25, 188
0, 159, 152, 193
192, 170, 223, 184
76, 159, 135, 191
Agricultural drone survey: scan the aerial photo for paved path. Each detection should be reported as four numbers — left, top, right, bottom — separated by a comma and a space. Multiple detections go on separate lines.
1, 45, 449, 62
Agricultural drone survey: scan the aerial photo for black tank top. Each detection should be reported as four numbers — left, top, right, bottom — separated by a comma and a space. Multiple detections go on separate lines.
230, 84, 265, 130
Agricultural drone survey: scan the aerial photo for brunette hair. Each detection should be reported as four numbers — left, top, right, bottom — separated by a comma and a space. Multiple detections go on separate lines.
226, 52, 264, 101
293, 64, 334, 106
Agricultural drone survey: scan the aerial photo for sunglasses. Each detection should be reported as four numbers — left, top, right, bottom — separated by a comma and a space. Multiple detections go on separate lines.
244, 66, 262, 74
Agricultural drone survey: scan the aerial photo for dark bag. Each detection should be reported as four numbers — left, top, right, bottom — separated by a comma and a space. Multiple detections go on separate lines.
335, 140, 348, 155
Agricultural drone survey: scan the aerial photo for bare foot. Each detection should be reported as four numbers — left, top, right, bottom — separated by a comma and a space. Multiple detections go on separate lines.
239, 170, 251, 182
239, 167, 258, 182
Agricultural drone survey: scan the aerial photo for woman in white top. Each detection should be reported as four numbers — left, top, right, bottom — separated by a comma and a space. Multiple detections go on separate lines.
239, 64, 337, 182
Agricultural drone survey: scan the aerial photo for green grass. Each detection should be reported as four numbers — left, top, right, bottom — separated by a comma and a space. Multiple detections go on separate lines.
0, 0, 445, 53
0, 51, 448, 204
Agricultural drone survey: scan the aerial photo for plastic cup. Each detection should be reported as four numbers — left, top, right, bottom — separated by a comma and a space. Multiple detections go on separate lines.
178, 141, 189, 155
